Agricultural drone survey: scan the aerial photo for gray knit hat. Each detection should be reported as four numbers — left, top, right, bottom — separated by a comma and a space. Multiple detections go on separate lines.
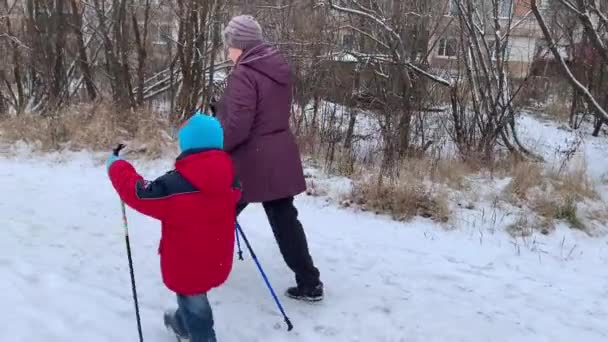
223, 15, 263, 51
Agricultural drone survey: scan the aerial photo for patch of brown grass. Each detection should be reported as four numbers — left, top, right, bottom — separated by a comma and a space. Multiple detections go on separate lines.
0, 103, 173, 157
507, 215, 534, 237
507, 212, 555, 237
548, 158, 599, 201
531, 194, 586, 231
351, 176, 450, 222
429, 157, 473, 190
588, 206, 608, 225
502, 155, 600, 234
339, 155, 485, 223
545, 96, 571, 123
504, 160, 544, 200
348, 158, 456, 222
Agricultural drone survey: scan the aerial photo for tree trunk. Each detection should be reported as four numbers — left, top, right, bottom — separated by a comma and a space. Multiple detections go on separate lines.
570, 88, 579, 129
71, 0, 97, 101
132, 0, 150, 106
51, 0, 67, 108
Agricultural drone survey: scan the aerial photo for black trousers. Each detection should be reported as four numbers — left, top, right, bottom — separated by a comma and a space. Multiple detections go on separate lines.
237, 197, 321, 288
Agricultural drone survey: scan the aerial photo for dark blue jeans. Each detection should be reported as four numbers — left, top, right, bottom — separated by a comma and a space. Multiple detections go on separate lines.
172, 293, 217, 342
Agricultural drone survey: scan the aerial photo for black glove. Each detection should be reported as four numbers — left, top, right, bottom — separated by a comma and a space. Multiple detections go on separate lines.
209, 97, 218, 117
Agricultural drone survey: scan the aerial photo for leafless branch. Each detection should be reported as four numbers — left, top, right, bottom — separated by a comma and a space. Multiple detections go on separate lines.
531, 0, 608, 121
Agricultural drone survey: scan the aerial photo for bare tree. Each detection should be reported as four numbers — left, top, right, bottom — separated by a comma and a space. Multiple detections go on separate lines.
71, 0, 98, 101
326, 0, 454, 175
531, 0, 608, 136
448, 0, 538, 160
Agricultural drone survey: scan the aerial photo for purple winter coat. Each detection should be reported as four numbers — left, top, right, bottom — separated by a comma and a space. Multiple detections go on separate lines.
216, 43, 306, 203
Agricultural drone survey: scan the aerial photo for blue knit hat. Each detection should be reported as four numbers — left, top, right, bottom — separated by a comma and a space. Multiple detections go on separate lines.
178, 112, 224, 152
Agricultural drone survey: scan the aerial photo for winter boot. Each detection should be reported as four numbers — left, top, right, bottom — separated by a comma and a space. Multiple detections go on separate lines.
286, 282, 324, 302
164, 310, 190, 341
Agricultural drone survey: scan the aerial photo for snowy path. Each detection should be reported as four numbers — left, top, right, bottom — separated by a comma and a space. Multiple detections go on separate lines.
1, 152, 607, 342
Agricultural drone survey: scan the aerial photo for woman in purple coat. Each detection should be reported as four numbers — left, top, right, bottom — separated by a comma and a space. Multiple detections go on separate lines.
216, 15, 323, 301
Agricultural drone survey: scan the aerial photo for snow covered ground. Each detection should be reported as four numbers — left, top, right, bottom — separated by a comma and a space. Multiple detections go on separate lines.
516, 113, 608, 199
1, 142, 607, 342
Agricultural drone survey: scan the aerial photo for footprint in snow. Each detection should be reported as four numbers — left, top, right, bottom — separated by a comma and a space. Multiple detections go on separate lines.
444, 256, 465, 265
371, 305, 392, 315
314, 325, 339, 336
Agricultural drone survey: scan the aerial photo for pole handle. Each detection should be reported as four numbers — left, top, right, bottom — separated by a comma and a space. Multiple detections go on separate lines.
113, 143, 126, 156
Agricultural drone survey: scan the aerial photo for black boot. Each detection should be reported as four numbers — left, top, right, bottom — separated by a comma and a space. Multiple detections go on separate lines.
164, 310, 190, 341
286, 282, 324, 302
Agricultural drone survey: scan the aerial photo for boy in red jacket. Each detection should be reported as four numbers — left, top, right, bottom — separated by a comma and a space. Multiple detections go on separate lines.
106, 113, 240, 342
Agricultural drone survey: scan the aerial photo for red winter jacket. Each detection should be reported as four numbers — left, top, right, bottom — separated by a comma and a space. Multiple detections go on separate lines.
108, 149, 240, 295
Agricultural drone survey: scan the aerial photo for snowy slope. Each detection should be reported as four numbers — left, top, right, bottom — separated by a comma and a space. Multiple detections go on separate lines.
517, 115, 601, 169
1, 148, 607, 342
516, 113, 608, 209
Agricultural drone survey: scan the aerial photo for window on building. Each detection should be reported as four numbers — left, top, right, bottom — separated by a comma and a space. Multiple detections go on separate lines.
488, 39, 512, 60
497, 0, 513, 18
539, 0, 553, 9
342, 34, 355, 50
153, 23, 173, 46
447, 0, 460, 16
438, 37, 458, 57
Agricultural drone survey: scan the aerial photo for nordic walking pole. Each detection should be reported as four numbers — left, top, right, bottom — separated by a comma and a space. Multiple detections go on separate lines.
235, 224, 244, 260
113, 144, 144, 342
235, 221, 293, 331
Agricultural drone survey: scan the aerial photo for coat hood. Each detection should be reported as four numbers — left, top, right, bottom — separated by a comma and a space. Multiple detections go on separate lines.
237, 43, 291, 85
175, 149, 234, 196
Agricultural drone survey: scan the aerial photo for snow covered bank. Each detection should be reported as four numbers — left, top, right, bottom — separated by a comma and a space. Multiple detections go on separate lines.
516, 113, 608, 194
1, 148, 607, 341
299, 110, 608, 237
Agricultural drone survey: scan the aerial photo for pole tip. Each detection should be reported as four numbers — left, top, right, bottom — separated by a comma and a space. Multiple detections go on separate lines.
285, 317, 293, 331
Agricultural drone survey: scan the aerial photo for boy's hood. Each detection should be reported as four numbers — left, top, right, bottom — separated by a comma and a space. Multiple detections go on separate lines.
174, 149, 233, 195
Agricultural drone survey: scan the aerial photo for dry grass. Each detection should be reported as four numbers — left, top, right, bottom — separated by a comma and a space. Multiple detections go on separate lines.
504, 160, 544, 200
507, 214, 535, 237
503, 156, 599, 234
347, 157, 462, 223
0, 103, 173, 157
350, 175, 450, 222
548, 158, 599, 201
429, 157, 473, 190
532, 195, 586, 231
588, 206, 608, 226
507, 214, 553, 237
545, 95, 571, 123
